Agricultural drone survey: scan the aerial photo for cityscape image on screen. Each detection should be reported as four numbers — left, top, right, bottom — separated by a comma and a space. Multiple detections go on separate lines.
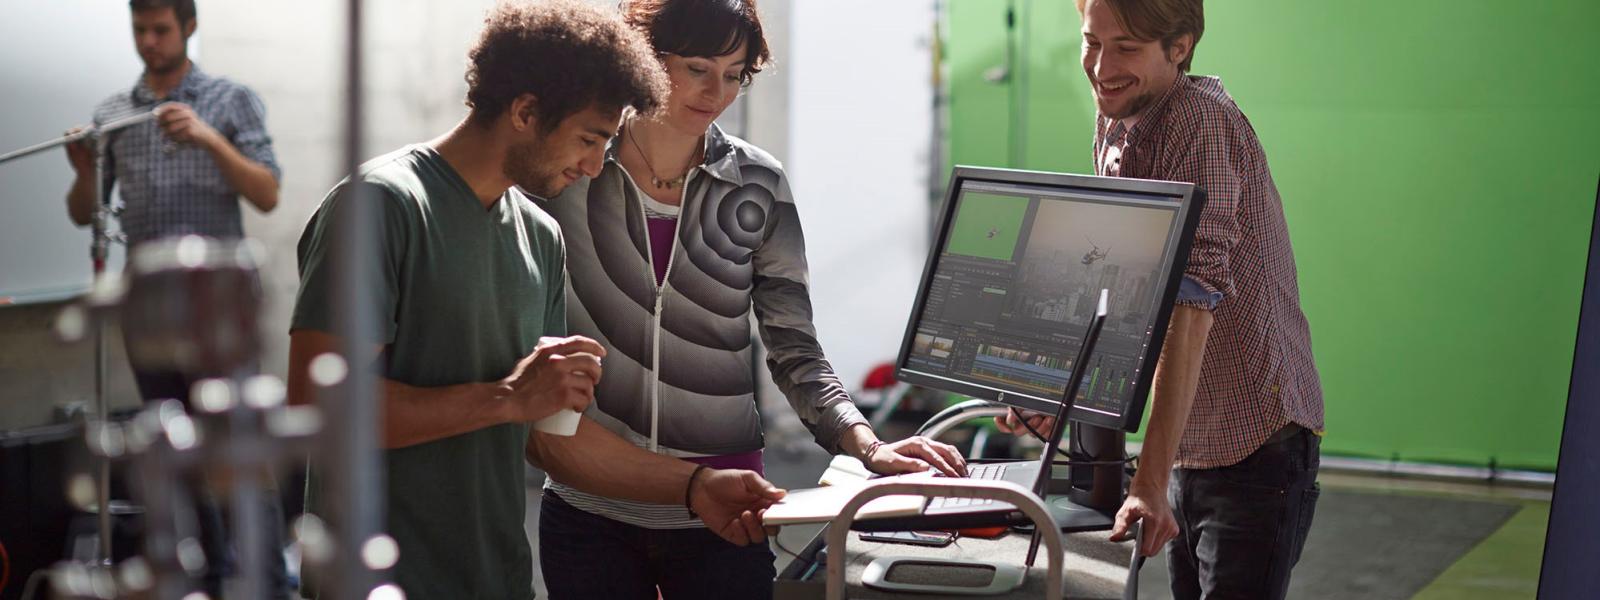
903, 179, 1184, 420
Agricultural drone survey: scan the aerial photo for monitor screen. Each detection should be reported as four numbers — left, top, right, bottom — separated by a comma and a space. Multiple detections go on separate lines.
896, 167, 1203, 432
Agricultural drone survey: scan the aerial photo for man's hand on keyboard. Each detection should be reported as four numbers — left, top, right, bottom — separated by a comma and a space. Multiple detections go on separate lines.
867, 436, 969, 478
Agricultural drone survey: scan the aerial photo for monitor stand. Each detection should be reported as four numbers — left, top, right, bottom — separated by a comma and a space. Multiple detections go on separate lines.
1037, 421, 1126, 532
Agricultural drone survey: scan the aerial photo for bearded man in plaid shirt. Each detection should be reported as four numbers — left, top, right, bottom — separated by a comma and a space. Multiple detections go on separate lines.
64, 0, 280, 401
61, 0, 284, 595
998, 1, 1326, 598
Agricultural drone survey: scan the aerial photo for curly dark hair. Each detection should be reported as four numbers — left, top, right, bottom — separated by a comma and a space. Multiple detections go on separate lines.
622, 0, 772, 86
466, 0, 669, 131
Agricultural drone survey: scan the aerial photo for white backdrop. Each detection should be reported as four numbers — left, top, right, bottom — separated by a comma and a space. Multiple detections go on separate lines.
786, 0, 936, 394
0, 1, 146, 303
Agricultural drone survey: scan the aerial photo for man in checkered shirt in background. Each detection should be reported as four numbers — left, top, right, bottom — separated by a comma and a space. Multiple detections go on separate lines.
61, 0, 285, 596
999, 1, 1326, 598
63, 0, 280, 403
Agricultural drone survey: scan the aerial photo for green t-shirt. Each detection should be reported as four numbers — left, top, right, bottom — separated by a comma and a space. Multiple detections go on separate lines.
291, 145, 565, 600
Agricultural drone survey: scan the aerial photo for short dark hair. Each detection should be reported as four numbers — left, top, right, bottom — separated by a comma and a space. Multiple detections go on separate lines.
622, 0, 772, 86
466, 0, 669, 131
129, 0, 196, 25
1076, 0, 1204, 72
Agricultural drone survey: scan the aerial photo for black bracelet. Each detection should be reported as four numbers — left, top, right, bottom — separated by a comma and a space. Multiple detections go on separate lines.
685, 463, 710, 519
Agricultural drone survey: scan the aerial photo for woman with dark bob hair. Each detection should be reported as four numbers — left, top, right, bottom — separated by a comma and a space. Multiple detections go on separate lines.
535, 0, 968, 596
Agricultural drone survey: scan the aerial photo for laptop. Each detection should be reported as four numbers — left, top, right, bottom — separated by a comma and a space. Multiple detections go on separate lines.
853, 289, 1112, 533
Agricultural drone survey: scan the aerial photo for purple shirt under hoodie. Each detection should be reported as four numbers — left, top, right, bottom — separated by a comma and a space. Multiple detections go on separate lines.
638, 177, 765, 475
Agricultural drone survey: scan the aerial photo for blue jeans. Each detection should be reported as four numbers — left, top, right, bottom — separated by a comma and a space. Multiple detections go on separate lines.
538, 491, 776, 599
1166, 428, 1321, 600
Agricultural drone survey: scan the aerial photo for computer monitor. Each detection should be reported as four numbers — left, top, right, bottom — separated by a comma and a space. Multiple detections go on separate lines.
1030, 288, 1108, 497
895, 166, 1204, 432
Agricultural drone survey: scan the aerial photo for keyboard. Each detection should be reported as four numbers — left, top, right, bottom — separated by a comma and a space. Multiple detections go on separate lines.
927, 463, 1008, 509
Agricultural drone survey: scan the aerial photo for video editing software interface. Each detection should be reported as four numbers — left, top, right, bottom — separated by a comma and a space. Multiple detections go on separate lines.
904, 179, 1184, 421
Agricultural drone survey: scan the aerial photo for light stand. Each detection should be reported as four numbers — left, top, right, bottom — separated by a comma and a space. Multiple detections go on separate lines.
0, 109, 157, 564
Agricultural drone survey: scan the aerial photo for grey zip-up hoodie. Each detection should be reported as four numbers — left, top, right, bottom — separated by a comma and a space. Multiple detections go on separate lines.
537, 125, 868, 528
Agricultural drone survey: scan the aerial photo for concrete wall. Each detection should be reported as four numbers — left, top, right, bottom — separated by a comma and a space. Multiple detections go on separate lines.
0, 301, 142, 430
210, 0, 497, 382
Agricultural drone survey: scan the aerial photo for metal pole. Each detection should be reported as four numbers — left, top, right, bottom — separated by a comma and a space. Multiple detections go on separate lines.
230, 379, 269, 600
322, 0, 385, 597
0, 111, 152, 166
92, 133, 114, 564
0, 130, 93, 164
89, 109, 156, 565
0, 112, 160, 565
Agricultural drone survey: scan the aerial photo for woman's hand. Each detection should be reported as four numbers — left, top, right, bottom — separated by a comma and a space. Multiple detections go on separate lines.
865, 436, 969, 477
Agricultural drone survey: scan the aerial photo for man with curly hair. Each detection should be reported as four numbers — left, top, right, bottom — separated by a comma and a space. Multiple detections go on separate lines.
287, 2, 783, 597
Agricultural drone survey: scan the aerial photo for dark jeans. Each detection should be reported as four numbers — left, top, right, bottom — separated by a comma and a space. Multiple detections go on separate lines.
1166, 428, 1321, 600
539, 491, 776, 599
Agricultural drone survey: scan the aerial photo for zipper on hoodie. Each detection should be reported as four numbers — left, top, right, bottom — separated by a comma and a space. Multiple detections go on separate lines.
637, 169, 692, 453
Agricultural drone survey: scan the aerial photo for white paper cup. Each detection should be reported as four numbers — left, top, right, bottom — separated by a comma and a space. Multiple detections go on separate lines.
532, 409, 582, 437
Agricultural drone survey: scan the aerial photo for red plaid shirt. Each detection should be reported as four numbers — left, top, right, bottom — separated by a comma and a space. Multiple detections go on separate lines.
1094, 75, 1325, 469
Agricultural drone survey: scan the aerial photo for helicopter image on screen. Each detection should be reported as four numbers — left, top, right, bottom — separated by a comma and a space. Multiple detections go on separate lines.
1081, 236, 1111, 265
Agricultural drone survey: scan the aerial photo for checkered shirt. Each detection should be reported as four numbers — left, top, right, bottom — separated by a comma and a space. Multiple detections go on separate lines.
1094, 75, 1325, 469
93, 64, 280, 247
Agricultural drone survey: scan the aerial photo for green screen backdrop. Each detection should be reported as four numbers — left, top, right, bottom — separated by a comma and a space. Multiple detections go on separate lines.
943, 0, 1600, 470
949, 192, 1030, 260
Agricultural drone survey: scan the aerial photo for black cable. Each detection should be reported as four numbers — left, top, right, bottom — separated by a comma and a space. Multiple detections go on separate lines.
772, 530, 804, 560
1014, 409, 1070, 458
1013, 409, 1137, 467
